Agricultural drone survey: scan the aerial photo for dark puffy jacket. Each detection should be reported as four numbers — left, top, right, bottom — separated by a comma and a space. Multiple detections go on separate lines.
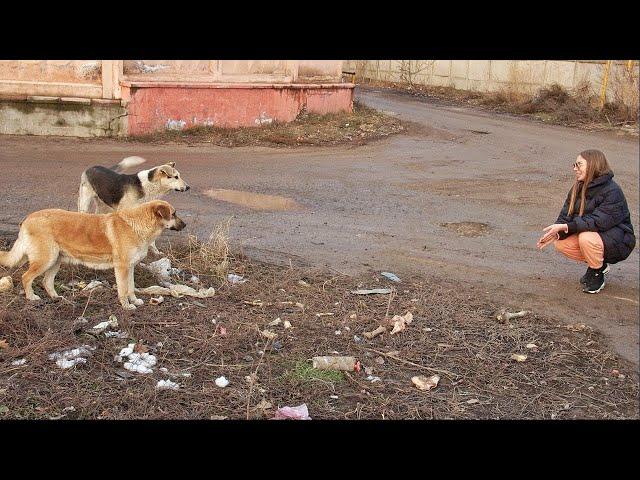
556, 172, 636, 264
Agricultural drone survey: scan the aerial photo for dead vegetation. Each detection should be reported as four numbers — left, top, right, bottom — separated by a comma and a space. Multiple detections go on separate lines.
1, 229, 637, 420
124, 102, 405, 148
363, 79, 639, 134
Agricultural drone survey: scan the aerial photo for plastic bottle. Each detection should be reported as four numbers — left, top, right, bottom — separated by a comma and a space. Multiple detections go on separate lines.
311, 356, 356, 371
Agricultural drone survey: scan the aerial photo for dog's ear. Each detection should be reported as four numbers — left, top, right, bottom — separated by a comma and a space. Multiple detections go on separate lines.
154, 203, 172, 221
158, 167, 172, 177
168, 162, 175, 167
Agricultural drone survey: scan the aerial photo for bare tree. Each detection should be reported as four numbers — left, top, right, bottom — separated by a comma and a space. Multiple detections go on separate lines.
398, 60, 434, 87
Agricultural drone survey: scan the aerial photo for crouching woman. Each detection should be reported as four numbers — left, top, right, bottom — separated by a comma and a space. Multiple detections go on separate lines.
537, 149, 636, 293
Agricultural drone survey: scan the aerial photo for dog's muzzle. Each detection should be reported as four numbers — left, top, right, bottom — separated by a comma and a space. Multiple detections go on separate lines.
176, 185, 190, 192
170, 216, 187, 231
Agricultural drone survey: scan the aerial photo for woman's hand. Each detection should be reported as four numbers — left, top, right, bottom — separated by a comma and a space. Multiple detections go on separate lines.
536, 224, 568, 249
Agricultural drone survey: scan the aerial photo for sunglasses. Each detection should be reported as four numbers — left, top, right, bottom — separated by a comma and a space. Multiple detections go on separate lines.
573, 162, 585, 169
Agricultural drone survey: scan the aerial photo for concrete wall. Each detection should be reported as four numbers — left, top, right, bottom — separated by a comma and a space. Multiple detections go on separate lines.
344, 60, 639, 104
0, 97, 126, 137
0, 61, 350, 137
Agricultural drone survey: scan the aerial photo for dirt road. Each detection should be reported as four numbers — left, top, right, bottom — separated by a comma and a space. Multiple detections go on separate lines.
1, 86, 638, 363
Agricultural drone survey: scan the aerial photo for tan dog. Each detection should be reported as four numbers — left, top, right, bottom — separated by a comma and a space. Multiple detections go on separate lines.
0, 200, 185, 310
77, 156, 190, 255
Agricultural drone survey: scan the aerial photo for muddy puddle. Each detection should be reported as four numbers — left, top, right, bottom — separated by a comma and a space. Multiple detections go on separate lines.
441, 221, 491, 237
203, 189, 302, 211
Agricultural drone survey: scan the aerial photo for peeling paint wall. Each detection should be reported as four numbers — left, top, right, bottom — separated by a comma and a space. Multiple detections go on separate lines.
0, 60, 102, 83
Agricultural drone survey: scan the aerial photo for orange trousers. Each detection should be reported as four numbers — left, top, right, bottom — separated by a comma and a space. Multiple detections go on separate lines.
554, 232, 604, 269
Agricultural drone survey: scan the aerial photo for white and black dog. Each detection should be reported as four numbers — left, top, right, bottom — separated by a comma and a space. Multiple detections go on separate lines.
78, 156, 190, 254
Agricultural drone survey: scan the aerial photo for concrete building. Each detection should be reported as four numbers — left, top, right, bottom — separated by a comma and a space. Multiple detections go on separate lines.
0, 60, 353, 137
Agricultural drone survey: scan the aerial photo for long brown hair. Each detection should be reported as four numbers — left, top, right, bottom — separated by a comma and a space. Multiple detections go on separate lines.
568, 149, 612, 216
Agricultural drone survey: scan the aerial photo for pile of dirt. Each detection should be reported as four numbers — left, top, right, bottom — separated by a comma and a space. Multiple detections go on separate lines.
1, 236, 637, 420
125, 102, 406, 148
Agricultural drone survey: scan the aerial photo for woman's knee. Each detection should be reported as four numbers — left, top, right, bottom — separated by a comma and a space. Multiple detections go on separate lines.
578, 232, 603, 249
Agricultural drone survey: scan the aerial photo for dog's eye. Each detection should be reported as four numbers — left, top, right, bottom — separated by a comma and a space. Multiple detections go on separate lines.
174, 176, 178, 179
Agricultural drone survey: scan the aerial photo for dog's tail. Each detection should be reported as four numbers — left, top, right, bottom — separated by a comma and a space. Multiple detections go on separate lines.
0, 231, 27, 269
110, 156, 147, 173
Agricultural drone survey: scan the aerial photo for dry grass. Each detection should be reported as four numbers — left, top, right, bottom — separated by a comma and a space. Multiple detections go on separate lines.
364, 80, 638, 133
1, 227, 638, 420
165, 219, 234, 284
123, 102, 406, 148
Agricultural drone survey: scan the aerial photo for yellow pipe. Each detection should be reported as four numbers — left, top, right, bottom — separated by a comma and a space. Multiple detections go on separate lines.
599, 60, 612, 110
627, 60, 634, 72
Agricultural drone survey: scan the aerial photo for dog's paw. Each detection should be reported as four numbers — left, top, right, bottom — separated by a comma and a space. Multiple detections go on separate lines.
27, 294, 42, 301
132, 298, 144, 306
122, 303, 137, 311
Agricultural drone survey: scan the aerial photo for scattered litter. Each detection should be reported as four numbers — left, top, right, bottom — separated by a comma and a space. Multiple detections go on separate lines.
349, 313, 357, 319
381, 272, 401, 282
496, 309, 529, 322
366, 375, 381, 383
115, 369, 134, 380
353, 335, 363, 343
190, 276, 200, 284
245, 373, 258, 385
149, 296, 164, 305
49, 345, 95, 369
334, 330, 341, 335
423, 327, 433, 332
261, 330, 277, 340
298, 280, 310, 287
255, 399, 272, 410
363, 325, 387, 339
283, 320, 292, 329
312, 356, 356, 371
11, 359, 27, 366
210, 415, 228, 420
228, 274, 247, 284
387, 311, 413, 335
156, 379, 180, 391
268, 318, 282, 327
82, 280, 104, 291
354, 361, 362, 373
329, 395, 339, 400
351, 288, 392, 295
511, 354, 528, 362
91, 315, 119, 333
219, 326, 227, 336
0, 276, 13, 292
295, 302, 305, 309
364, 366, 374, 375
244, 300, 263, 306
466, 399, 480, 405
273, 404, 311, 420
0, 339, 8, 349
412, 375, 440, 391
374, 356, 385, 365
316, 312, 335, 317
138, 283, 215, 299
243, 355, 254, 362
116, 343, 157, 374
145, 258, 173, 280
526, 343, 538, 350
215, 376, 230, 388
272, 340, 283, 352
